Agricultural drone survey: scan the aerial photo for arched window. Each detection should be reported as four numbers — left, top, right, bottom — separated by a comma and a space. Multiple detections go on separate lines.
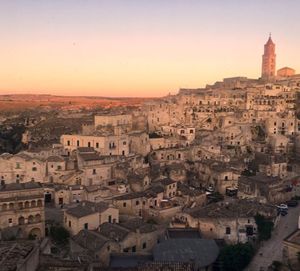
9, 203, 14, 210
31, 200, 36, 207
2, 203, 7, 211
18, 216, 25, 225
35, 214, 41, 223
25, 201, 30, 208
18, 202, 23, 209
28, 215, 34, 224
37, 200, 43, 207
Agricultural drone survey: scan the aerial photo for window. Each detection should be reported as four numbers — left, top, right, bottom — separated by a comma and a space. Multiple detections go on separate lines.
77, 140, 80, 147
69, 221, 71, 227
67, 140, 70, 146
142, 242, 147, 249
190, 129, 194, 134
88, 142, 91, 147
16, 162, 21, 169
123, 202, 127, 207
107, 245, 110, 251
226, 227, 231, 235
32, 167, 37, 171
93, 169, 96, 175
132, 246, 136, 253
108, 215, 112, 223
136, 201, 140, 206
123, 141, 127, 145
8, 218, 12, 223
96, 142, 99, 148
84, 223, 88, 230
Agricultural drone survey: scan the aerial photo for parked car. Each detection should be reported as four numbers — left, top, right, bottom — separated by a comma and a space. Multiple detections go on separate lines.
280, 210, 288, 216
277, 203, 288, 210
286, 200, 298, 207
206, 185, 214, 193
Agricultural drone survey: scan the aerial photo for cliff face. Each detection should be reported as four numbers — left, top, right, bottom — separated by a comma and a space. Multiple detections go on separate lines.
0, 124, 25, 154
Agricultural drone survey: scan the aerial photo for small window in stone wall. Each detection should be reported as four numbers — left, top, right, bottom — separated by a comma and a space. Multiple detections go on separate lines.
226, 227, 231, 235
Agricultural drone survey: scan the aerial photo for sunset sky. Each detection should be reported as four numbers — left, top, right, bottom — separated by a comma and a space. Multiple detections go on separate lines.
0, 0, 299, 97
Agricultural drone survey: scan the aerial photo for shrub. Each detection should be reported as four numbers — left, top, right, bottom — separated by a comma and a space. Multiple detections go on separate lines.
219, 243, 255, 271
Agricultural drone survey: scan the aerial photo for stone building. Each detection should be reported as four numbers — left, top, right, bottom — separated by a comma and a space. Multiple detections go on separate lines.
176, 199, 277, 244
113, 186, 164, 216
64, 201, 119, 235
277, 67, 296, 78
128, 130, 151, 156
197, 159, 241, 194
70, 217, 165, 266
238, 173, 291, 204
0, 182, 45, 239
0, 153, 46, 184
70, 230, 120, 266
61, 133, 129, 156
94, 114, 132, 131
283, 229, 300, 270
0, 241, 40, 271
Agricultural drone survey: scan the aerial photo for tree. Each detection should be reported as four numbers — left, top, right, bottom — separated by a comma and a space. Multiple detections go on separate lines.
255, 214, 274, 241
270, 261, 283, 271
50, 226, 70, 245
219, 243, 255, 271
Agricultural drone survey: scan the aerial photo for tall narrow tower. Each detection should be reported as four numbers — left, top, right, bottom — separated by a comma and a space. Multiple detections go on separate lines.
261, 34, 276, 80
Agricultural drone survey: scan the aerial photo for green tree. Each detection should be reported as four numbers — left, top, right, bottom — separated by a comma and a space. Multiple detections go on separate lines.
255, 214, 274, 241
219, 243, 255, 271
50, 226, 70, 245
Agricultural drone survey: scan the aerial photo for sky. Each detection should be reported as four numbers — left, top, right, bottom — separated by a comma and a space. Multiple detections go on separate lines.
0, 0, 299, 97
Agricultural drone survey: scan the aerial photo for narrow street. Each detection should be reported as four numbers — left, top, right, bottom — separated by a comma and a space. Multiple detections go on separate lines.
246, 204, 300, 271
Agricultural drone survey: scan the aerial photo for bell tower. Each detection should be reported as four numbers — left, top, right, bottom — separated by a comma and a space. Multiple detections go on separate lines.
261, 34, 276, 80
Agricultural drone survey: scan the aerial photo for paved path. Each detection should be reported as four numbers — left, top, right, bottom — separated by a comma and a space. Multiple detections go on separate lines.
246, 204, 300, 271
